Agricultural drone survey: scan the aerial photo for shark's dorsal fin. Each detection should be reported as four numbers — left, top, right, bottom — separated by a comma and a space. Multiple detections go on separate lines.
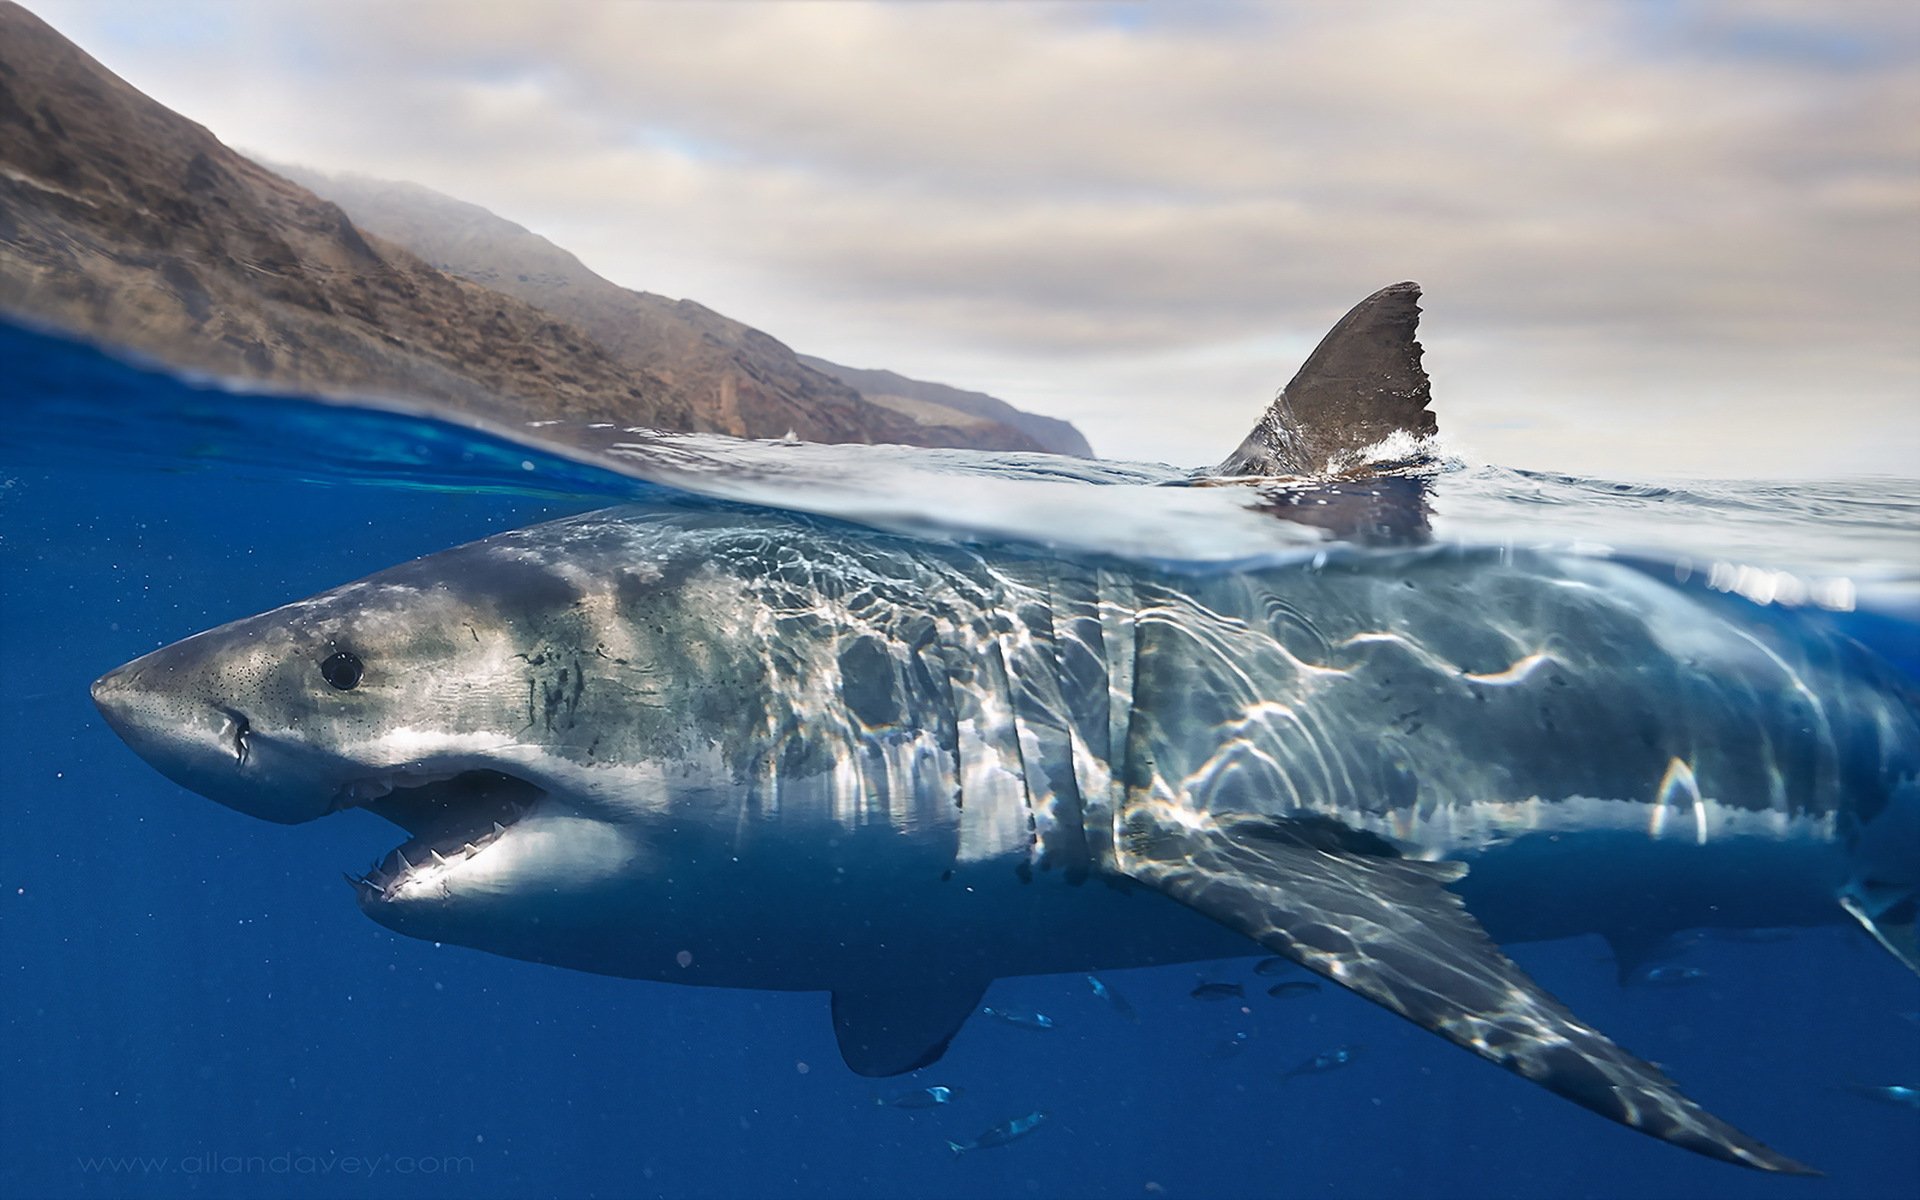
1116, 807, 1817, 1175
1216, 282, 1435, 477
830, 979, 990, 1077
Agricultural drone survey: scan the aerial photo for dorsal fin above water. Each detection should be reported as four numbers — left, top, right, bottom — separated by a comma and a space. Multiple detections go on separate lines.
1216, 282, 1435, 477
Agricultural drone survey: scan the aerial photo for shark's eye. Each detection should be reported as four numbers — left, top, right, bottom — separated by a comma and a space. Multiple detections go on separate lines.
320, 651, 364, 690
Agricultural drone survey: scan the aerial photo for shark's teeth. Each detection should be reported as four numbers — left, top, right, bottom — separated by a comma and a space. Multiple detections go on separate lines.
355, 809, 528, 899
346, 865, 389, 903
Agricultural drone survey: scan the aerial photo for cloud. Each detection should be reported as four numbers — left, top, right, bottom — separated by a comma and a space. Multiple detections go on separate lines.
25, 0, 1920, 475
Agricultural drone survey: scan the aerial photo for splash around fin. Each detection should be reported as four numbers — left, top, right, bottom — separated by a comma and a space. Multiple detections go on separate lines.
1216, 281, 1436, 477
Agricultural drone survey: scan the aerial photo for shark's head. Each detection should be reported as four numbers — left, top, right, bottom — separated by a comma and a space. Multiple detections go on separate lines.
90, 510, 774, 971
92, 572, 511, 825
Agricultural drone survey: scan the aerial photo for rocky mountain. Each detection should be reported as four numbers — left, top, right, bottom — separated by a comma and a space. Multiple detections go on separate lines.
0, 2, 1086, 454
797, 355, 1092, 457
273, 166, 1084, 453
0, 1, 688, 432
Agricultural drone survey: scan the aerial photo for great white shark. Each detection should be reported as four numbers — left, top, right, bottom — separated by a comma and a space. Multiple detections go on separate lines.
92, 284, 1919, 1175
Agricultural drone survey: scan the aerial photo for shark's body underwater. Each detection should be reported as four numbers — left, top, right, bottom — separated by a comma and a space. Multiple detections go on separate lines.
93, 285, 1920, 1175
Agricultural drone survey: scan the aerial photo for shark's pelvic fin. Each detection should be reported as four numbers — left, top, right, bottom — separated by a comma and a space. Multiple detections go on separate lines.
1840, 879, 1920, 977
830, 979, 989, 1077
1603, 929, 1687, 987
1216, 281, 1436, 477
1116, 808, 1818, 1175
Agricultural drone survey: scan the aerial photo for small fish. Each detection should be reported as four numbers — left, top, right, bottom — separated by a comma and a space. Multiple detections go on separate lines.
1899, 1011, 1920, 1028
1267, 981, 1321, 1000
1843, 1084, 1920, 1110
1087, 974, 1138, 1024
1283, 1044, 1362, 1080
980, 1005, 1055, 1030
1190, 982, 1245, 1001
1641, 966, 1710, 986
875, 1085, 962, 1109
1252, 957, 1295, 976
947, 1110, 1050, 1155
1206, 1031, 1251, 1061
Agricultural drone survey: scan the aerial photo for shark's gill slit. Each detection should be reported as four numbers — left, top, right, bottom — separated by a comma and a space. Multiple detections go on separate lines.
345, 770, 544, 901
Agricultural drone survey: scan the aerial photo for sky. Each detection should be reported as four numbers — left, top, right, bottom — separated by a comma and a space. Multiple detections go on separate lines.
24, 0, 1920, 476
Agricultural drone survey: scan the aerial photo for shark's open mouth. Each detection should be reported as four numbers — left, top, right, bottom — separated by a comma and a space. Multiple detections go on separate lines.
338, 769, 544, 902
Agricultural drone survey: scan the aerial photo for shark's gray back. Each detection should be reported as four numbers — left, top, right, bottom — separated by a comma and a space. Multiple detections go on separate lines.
565, 507, 1911, 887
1122, 547, 1910, 852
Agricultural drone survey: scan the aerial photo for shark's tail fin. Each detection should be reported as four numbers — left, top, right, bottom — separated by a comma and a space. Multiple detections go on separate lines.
1215, 282, 1435, 477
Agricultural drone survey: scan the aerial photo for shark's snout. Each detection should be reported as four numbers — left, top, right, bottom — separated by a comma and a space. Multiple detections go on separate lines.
93, 653, 207, 755
93, 655, 229, 749
91, 659, 159, 747
90, 649, 304, 820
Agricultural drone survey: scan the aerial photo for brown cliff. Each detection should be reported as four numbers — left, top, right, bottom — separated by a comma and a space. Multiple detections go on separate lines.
0, 3, 1086, 454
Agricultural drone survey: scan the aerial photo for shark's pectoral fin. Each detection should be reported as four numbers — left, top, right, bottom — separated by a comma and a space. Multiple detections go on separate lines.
1840, 879, 1920, 976
830, 979, 990, 1077
1115, 807, 1817, 1175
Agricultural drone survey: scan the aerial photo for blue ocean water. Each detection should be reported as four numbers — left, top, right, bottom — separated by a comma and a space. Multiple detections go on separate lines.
2, 318, 1916, 1199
